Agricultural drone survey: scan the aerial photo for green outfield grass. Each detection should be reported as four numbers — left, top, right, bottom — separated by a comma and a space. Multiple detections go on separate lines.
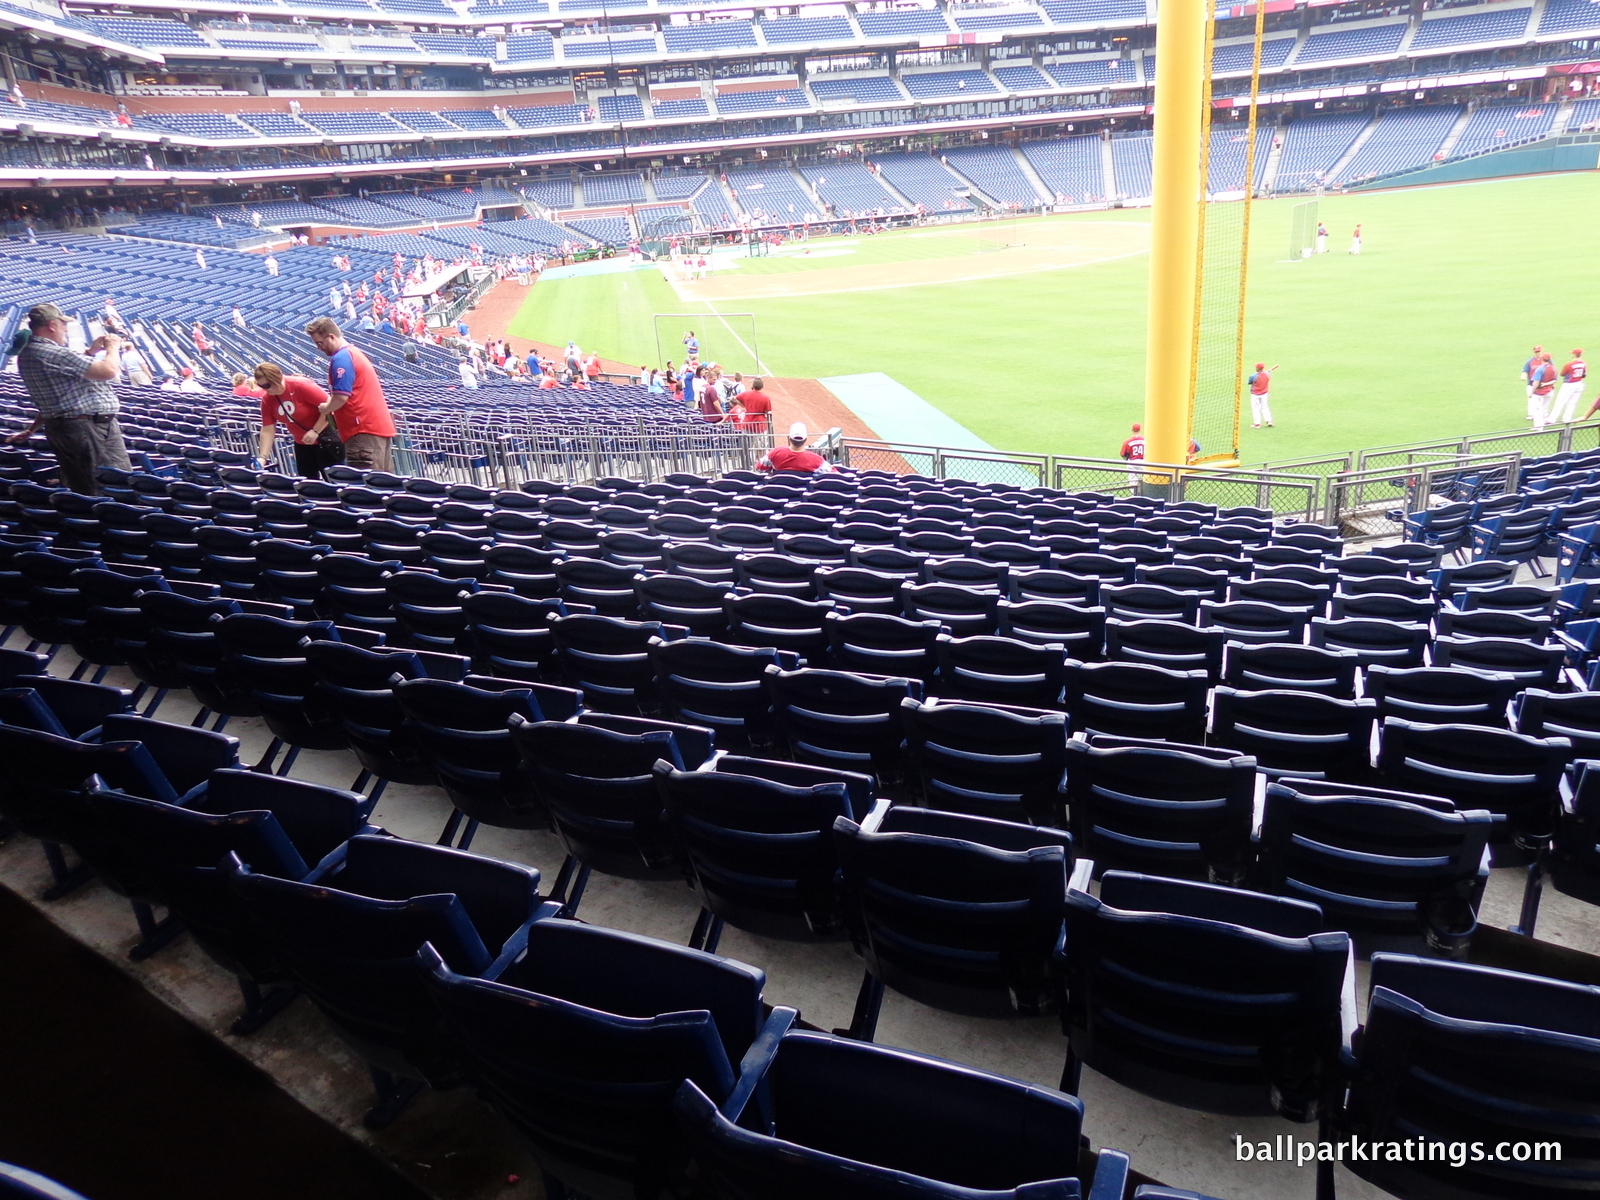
507, 170, 1600, 464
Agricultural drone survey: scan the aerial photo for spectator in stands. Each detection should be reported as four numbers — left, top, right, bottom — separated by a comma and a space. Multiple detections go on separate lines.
684, 330, 699, 359
329, 285, 342, 313
255, 362, 339, 480
194, 247, 206, 271
191, 323, 212, 359
231, 372, 261, 398
175, 366, 204, 394
584, 352, 601, 383
8, 82, 25, 108
120, 341, 152, 388
359, 312, 376, 332
378, 315, 395, 336
757, 423, 834, 473
232, 306, 247, 330
737, 377, 771, 433
264, 254, 278, 277
101, 296, 123, 334
457, 357, 479, 389
564, 340, 581, 374
303, 315, 397, 472
7, 301, 132, 494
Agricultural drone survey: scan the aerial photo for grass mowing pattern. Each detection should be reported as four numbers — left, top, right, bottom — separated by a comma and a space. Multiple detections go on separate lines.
508, 172, 1600, 463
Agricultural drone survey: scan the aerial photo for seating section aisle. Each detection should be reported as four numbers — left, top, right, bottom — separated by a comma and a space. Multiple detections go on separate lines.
941, 145, 1048, 206
866, 153, 973, 214
1273, 111, 1372, 191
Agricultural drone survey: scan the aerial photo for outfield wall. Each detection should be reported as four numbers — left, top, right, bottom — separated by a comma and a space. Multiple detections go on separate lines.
1352, 133, 1600, 192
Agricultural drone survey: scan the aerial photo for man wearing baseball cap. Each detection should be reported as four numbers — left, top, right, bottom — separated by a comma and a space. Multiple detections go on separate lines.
756, 422, 835, 473
1552, 348, 1587, 424
5, 301, 132, 494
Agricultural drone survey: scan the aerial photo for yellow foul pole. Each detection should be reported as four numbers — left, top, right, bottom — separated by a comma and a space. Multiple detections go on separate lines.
1142, 0, 1209, 478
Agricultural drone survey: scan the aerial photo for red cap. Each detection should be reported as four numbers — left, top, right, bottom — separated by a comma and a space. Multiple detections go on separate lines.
1575, 349, 1584, 356
1255, 362, 1265, 370
1131, 423, 1141, 432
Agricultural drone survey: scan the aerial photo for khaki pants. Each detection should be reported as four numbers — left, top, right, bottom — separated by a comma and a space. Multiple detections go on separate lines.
44, 413, 133, 495
343, 433, 393, 473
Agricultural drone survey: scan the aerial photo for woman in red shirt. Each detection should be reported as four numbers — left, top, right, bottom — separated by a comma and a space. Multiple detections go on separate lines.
254, 361, 339, 479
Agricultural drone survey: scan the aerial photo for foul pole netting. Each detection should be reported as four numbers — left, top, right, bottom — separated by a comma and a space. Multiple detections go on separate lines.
1185, 1, 1267, 467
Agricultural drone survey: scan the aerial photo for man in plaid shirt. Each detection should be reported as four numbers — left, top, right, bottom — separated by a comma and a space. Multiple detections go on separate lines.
6, 302, 133, 494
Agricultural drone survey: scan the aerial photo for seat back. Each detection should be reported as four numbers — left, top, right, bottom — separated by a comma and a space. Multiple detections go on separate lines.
1365, 664, 1519, 726
655, 759, 861, 940
900, 697, 1069, 825
423, 918, 764, 1197
1255, 782, 1497, 944
1064, 735, 1256, 882
1209, 688, 1376, 782
673, 1030, 1088, 1200
835, 806, 1070, 1017
1342, 954, 1600, 1200
1220, 642, 1359, 698
763, 666, 921, 773
1062, 871, 1348, 1117
1062, 659, 1210, 741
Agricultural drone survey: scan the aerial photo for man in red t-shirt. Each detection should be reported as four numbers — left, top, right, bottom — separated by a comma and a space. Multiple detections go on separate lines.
757, 422, 835, 473
737, 377, 772, 433
304, 316, 396, 472
255, 361, 335, 479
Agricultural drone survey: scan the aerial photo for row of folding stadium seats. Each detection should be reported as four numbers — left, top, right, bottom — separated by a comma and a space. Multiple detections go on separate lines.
4, 527, 1599, 1199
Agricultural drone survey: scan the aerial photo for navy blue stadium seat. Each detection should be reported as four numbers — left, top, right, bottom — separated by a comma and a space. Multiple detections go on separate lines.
1063, 659, 1209, 741
673, 1029, 1130, 1200
765, 665, 921, 776
1210, 687, 1376, 782
900, 696, 1068, 825
1060, 871, 1352, 1118
0, 1162, 94, 1200
1064, 734, 1256, 882
1364, 664, 1519, 726
91, 768, 376, 1031
1255, 779, 1496, 954
648, 637, 796, 746
655, 754, 870, 949
423, 916, 778, 1199
1327, 954, 1600, 1200
228, 834, 548, 1127
1220, 641, 1360, 698
511, 711, 714, 910
550, 613, 686, 712
834, 802, 1074, 1037
1377, 717, 1572, 859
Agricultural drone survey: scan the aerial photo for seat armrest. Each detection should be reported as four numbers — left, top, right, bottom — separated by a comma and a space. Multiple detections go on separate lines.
1068, 857, 1094, 896
486, 900, 566, 978
1086, 1148, 1130, 1200
857, 796, 893, 834
721, 1006, 799, 1125
1338, 939, 1359, 1072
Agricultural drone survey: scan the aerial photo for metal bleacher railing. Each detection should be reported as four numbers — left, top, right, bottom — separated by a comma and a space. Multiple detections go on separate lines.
828, 420, 1600, 537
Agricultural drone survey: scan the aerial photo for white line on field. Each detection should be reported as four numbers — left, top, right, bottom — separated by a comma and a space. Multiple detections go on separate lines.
698, 298, 771, 376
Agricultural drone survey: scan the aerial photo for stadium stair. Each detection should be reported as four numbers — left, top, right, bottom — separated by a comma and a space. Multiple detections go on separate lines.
1010, 146, 1055, 206
1550, 97, 1579, 135
1099, 138, 1116, 202
1436, 107, 1476, 160
1324, 113, 1382, 183
1258, 123, 1287, 192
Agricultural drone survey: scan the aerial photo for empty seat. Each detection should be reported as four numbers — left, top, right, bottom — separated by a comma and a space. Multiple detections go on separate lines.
550, 614, 685, 712
1431, 634, 1566, 687
1061, 871, 1352, 1118
812, 566, 903, 614
1063, 659, 1209, 741
734, 553, 819, 599
1364, 664, 1519, 726
995, 598, 1106, 657
673, 1028, 1128, 1200
1101, 583, 1202, 624
396, 676, 576, 848
1105, 618, 1226, 676
823, 610, 942, 680
1064, 734, 1256, 882
228, 835, 546, 1127
1329, 954, 1600, 1200
1308, 616, 1429, 667
1377, 717, 1572, 856
1220, 641, 1359, 698
91, 769, 377, 1032
648, 638, 796, 746
461, 591, 566, 681
1254, 779, 1496, 953
900, 697, 1069, 825
1197, 599, 1311, 646
423, 917, 778, 1199
634, 574, 730, 636
724, 592, 835, 662
834, 802, 1074, 1036
934, 633, 1067, 709
1514, 687, 1600, 758
655, 755, 871, 948
900, 581, 999, 636
765, 665, 921, 776
1210, 687, 1377, 782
